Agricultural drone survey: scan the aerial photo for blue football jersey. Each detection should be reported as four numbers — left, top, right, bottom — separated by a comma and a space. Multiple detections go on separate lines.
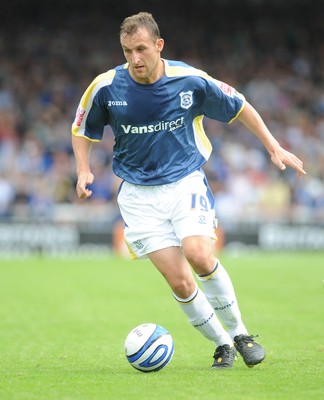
72, 59, 245, 185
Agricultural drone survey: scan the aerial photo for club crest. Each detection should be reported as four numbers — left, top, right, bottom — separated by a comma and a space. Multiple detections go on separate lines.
179, 91, 193, 109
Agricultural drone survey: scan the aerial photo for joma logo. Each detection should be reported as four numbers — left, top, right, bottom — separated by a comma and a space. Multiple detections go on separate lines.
107, 100, 128, 106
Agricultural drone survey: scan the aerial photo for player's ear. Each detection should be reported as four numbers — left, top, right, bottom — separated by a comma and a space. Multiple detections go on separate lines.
156, 38, 164, 53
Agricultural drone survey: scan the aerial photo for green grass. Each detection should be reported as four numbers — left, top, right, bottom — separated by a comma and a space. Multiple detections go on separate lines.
0, 252, 323, 400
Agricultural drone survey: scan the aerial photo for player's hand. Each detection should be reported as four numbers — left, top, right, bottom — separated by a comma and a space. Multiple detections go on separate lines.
270, 147, 306, 178
76, 171, 94, 199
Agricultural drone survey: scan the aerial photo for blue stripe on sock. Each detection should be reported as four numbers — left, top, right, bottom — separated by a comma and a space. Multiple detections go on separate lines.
173, 286, 199, 303
198, 261, 219, 278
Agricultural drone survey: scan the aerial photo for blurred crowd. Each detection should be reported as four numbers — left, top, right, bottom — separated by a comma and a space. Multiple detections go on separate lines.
0, 0, 323, 224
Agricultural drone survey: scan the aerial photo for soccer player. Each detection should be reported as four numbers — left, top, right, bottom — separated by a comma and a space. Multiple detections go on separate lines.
71, 12, 306, 368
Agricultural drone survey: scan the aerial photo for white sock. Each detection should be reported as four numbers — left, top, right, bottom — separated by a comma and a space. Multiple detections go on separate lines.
197, 261, 248, 339
173, 285, 232, 347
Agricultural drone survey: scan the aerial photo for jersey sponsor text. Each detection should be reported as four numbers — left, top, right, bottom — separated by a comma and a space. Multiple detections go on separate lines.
121, 117, 185, 134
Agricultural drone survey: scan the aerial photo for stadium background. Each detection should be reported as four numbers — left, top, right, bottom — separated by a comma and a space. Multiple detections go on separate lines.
0, 0, 323, 256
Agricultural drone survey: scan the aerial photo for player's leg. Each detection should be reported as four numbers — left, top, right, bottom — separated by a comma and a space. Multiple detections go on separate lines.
172, 171, 266, 366
147, 247, 232, 344
182, 237, 266, 366
182, 236, 248, 338
147, 246, 236, 368
172, 171, 248, 338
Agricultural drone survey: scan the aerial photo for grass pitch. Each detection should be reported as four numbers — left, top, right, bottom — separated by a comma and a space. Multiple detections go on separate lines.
0, 252, 323, 400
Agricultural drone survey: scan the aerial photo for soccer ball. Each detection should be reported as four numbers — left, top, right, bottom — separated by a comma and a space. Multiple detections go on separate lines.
124, 323, 174, 372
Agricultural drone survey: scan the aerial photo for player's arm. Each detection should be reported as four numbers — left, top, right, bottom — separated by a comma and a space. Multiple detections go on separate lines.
237, 101, 306, 177
72, 135, 94, 199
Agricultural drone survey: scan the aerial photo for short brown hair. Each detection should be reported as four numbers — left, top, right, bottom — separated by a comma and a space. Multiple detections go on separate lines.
120, 12, 161, 41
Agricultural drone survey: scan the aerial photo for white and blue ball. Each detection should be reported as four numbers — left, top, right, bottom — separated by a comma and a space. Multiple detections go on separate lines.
124, 323, 174, 372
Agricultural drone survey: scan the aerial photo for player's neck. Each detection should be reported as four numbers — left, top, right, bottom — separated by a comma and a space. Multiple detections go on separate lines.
146, 59, 165, 84
155, 59, 165, 82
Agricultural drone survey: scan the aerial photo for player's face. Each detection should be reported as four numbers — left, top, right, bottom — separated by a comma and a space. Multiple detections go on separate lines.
121, 28, 164, 84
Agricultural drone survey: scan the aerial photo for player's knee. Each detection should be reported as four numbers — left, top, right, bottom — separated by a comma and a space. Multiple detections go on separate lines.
171, 277, 196, 299
184, 247, 214, 274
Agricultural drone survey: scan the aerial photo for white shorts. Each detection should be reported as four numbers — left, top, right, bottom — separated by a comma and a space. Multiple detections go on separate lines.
117, 170, 217, 259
